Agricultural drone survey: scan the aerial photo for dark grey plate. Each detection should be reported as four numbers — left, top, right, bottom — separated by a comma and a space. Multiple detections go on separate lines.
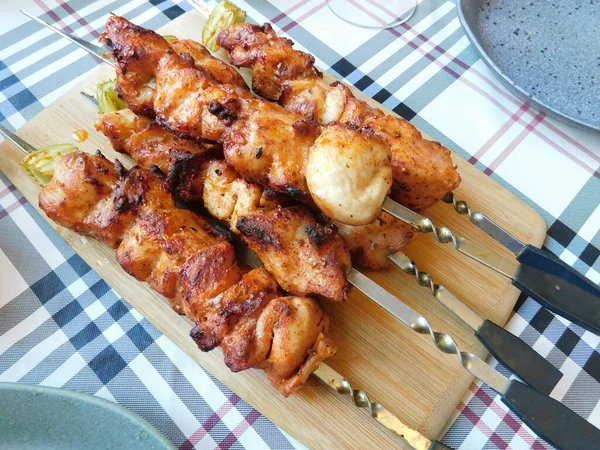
457, 0, 600, 132
0, 382, 175, 450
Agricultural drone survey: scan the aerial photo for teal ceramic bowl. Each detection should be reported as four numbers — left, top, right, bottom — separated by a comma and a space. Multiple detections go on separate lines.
0, 382, 175, 449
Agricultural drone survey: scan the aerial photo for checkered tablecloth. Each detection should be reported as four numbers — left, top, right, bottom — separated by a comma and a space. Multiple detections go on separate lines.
0, 0, 598, 448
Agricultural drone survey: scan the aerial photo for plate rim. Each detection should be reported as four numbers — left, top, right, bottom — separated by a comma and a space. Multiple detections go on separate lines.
456, 0, 600, 133
0, 381, 176, 450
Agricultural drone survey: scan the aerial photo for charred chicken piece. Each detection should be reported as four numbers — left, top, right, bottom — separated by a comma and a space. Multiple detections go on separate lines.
190, 267, 335, 395
333, 212, 417, 270
217, 22, 461, 211
101, 16, 393, 226
96, 111, 352, 302
217, 22, 320, 101
39, 151, 335, 396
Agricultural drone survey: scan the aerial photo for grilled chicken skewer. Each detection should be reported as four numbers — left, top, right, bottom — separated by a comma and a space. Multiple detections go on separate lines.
38, 149, 334, 396
26, 15, 597, 338
3, 122, 454, 449
148, 37, 420, 271
76, 8, 561, 393
19, 8, 564, 395
101, 17, 535, 294
81, 88, 565, 414
84, 91, 561, 396
215, 19, 600, 336
98, 16, 431, 227
93, 106, 420, 290
89, 103, 432, 339
96, 16, 539, 326
84, 105, 459, 448
217, 22, 461, 212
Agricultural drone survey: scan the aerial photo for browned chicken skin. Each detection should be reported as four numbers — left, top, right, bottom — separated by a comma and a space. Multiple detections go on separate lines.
96, 111, 352, 301
96, 108, 219, 202
170, 38, 248, 90
235, 203, 351, 300
39, 151, 241, 313
101, 17, 397, 225
333, 213, 416, 269
217, 22, 320, 101
97, 107, 413, 287
217, 22, 461, 211
100, 17, 416, 270
39, 151, 335, 396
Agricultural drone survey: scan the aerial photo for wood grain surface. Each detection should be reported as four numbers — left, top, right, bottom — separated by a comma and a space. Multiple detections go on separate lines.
0, 10, 546, 449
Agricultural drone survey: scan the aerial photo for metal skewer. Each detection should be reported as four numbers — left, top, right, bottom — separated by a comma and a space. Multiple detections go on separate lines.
20, 10, 114, 67
442, 192, 525, 254
442, 191, 600, 293
387, 252, 562, 395
382, 197, 519, 277
382, 197, 600, 335
312, 364, 449, 450
0, 123, 448, 450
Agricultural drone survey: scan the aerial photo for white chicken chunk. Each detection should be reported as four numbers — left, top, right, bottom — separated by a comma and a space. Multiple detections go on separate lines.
306, 123, 392, 226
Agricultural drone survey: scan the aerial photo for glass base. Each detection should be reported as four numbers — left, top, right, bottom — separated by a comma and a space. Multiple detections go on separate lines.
327, 0, 417, 29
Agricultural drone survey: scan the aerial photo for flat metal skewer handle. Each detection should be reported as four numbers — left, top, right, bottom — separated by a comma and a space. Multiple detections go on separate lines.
349, 268, 600, 449
387, 252, 562, 395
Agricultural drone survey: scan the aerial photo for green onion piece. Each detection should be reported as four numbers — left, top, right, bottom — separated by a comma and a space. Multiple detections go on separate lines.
21, 144, 78, 187
96, 79, 126, 114
163, 34, 179, 44
202, 1, 247, 52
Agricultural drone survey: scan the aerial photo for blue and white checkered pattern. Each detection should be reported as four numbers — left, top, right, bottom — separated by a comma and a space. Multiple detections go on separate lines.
1, 0, 599, 448
0, 167, 302, 449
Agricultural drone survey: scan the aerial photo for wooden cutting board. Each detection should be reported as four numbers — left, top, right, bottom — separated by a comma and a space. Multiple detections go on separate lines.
0, 9, 546, 449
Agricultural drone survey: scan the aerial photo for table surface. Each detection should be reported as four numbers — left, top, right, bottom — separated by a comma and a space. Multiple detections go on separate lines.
0, 0, 598, 449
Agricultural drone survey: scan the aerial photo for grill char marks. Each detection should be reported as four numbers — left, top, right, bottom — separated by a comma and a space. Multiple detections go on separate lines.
218, 21, 462, 211
39, 151, 335, 397
236, 206, 351, 302
217, 22, 320, 101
